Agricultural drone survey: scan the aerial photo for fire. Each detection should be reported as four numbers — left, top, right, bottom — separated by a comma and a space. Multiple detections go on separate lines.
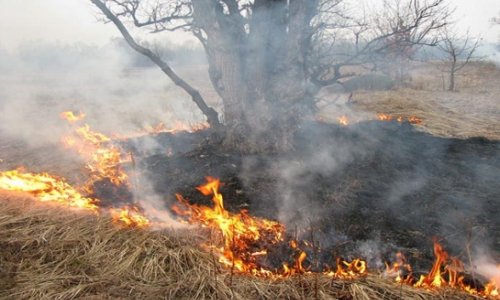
110, 206, 150, 228
338, 115, 349, 126
377, 113, 393, 121
144, 121, 210, 135
60, 111, 86, 123
414, 241, 449, 288
0, 111, 152, 228
0, 169, 98, 210
385, 252, 413, 284
60, 112, 129, 188
172, 177, 371, 279
384, 241, 499, 298
173, 177, 285, 274
0, 168, 153, 228
325, 258, 367, 279
377, 113, 422, 124
3, 111, 499, 299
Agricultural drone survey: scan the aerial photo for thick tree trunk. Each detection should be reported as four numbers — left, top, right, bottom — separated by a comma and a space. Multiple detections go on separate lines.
448, 71, 455, 91
192, 0, 317, 153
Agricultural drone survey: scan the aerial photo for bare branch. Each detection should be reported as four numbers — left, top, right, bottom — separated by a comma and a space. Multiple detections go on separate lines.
435, 26, 481, 91
90, 0, 220, 127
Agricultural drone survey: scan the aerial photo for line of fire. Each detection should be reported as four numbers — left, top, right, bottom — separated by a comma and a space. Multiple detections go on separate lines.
1, 110, 498, 298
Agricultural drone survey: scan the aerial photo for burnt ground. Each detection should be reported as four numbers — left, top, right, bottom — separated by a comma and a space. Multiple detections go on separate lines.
1, 120, 497, 276
120, 120, 499, 274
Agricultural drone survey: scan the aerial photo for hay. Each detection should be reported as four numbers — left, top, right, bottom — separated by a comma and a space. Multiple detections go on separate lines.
0, 193, 482, 299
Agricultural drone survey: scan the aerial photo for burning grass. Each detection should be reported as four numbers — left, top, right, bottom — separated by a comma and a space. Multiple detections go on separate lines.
0, 193, 483, 300
0, 110, 498, 299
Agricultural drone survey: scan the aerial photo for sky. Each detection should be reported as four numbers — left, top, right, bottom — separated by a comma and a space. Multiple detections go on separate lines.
0, 0, 498, 51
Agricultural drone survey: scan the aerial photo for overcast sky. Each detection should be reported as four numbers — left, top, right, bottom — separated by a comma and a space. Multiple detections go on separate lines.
0, 0, 499, 51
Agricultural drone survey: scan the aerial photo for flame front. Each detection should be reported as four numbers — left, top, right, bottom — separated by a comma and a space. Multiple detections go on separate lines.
61, 112, 129, 188
173, 177, 285, 274
110, 206, 151, 227
385, 241, 499, 298
0, 169, 98, 210
172, 177, 370, 278
377, 113, 422, 124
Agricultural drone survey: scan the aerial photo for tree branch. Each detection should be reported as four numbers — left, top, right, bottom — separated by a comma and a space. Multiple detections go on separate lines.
90, 0, 220, 127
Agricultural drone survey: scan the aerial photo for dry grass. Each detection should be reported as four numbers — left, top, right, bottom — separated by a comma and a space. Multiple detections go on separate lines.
318, 61, 500, 140
0, 192, 482, 300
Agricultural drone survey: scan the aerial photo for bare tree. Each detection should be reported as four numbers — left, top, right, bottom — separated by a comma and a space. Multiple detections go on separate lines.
436, 27, 480, 91
310, 0, 450, 87
89, 0, 450, 152
492, 12, 500, 25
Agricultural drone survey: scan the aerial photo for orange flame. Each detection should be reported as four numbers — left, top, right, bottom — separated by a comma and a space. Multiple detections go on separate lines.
338, 115, 349, 126
385, 242, 499, 298
173, 177, 285, 274
61, 120, 129, 189
60, 111, 86, 123
0, 169, 98, 210
377, 113, 422, 124
110, 206, 150, 228
145, 121, 210, 135
385, 252, 413, 284
325, 257, 368, 279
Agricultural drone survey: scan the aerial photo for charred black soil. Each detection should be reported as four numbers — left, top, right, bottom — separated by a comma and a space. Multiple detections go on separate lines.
123, 121, 499, 272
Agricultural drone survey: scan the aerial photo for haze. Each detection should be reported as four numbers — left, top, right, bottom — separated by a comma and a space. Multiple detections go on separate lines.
0, 0, 499, 51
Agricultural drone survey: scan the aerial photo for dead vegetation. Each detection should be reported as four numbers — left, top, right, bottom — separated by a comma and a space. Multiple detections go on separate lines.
317, 61, 500, 140
0, 192, 483, 300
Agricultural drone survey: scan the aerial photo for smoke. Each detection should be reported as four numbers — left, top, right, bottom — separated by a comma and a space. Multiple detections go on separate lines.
0, 39, 211, 147
473, 248, 500, 285
0, 38, 212, 228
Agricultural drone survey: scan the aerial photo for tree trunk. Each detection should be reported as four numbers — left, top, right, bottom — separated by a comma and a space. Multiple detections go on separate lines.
448, 71, 455, 91
192, 0, 317, 153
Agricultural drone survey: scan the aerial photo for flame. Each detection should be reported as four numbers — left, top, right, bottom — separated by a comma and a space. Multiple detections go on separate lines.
60, 111, 86, 123
4, 111, 499, 298
61, 120, 129, 189
384, 241, 500, 298
0, 169, 98, 210
377, 113, 422, 124
144, 121, 210, 135
407, 116, 423, 124
377, 113, 394, 121
414, 241, 448, 288
385, 252, 413, 284
172, 177, 372, 279
324, 258, 368, 279
338, 115, 349, 126
173, 177, 285, 274
110, 206, 150, 228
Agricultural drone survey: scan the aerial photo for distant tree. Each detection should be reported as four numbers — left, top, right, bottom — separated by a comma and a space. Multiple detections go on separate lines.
492, 12, 500, 25
436, 27, 480, 91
